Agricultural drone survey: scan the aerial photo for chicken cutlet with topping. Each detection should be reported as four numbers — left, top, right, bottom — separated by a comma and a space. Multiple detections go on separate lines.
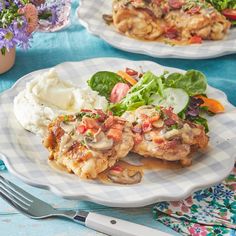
122, 105, 209, 166
43, 109, 134, 179
110, 0, 231, 44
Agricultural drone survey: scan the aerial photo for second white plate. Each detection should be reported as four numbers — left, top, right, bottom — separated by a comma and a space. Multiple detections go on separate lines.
77, 0, 236, 59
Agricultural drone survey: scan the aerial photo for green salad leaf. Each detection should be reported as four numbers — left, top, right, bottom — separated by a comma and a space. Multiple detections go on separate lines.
165, 70, 207, 96
206, 0, 236, 11
87, 71, 124, 99
110, 71, 165, 116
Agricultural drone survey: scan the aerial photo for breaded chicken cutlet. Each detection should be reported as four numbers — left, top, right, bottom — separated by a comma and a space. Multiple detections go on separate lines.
122, 105, 209, 166
44, 109, 134, 179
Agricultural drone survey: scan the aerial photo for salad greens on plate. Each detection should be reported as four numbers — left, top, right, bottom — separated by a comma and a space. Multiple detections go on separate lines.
206, 0, 236, 24
207, 0, 236, 11
88, 68, 224, 132
165, 70, 207, 96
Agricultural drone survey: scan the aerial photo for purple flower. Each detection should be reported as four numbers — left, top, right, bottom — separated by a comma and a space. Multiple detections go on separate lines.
0, 27, 18, 51
13, 0, 24, 7
0, 2, 4, 11
0, 17, 32, 52
37, 0, 69, 26
0, 0, 35, 54
0, 0, 11, 10
13, 17, 32, 49
49, 4, 59, 25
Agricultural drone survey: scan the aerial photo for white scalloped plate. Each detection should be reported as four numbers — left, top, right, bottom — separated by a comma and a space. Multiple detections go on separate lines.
77, 0, 236, 59
0, 58, 235, 207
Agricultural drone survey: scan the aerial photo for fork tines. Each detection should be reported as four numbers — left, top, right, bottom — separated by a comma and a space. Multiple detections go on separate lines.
0, 175, 33, 212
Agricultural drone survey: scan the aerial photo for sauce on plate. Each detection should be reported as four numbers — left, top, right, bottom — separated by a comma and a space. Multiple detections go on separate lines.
49, 157, 183, 184
98, 157, 182, 184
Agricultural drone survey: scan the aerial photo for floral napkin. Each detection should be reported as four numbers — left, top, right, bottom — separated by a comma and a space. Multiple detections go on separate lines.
153, 163, 236, 236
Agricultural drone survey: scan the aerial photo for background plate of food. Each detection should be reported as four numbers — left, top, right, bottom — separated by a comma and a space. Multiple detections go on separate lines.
77, 0, 236, 59
0, 58, 235, 207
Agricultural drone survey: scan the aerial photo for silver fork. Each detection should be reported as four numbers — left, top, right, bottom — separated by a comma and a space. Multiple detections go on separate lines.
0, 175, 171, 236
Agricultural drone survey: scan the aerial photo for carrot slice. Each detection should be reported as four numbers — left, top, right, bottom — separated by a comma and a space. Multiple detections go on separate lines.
196, 95, 224, 113
117, 71, 137, 86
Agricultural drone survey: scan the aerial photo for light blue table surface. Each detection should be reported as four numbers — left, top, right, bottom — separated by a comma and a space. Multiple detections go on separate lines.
0, 1, 236, 235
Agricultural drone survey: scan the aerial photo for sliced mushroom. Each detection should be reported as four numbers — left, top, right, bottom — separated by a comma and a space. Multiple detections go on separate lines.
108, 169, 142, 184
84, 131, 113, 151
152, 119, 164, 128
135, 105, 156, 118
192, 128, 201, 136
102, 14, 113, 25
121, 111, 136, 123
164, 129, 180, 140
60, 121, 76, 134
93, 128, 102, 142
144, 132, 153, 141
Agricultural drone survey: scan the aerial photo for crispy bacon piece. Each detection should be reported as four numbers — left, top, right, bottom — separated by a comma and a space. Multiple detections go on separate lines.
82, 117, 99, 129
107, 128, 123, 142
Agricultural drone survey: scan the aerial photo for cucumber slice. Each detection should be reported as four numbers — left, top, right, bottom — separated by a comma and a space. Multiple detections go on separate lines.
151, 88, 189, 114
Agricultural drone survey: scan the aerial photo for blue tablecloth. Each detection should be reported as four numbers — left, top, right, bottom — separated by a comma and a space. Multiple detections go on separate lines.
0, 1, 235, 236
1, 1, 236, 100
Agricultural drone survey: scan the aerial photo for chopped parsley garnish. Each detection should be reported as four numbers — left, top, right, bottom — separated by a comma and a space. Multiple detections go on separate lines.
76, 112, 100, 120
63, 115, 69, 122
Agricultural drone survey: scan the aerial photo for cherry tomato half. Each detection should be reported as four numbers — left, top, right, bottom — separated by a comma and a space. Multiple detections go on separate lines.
110, 83, 130, 103
125, 68, 138, 76
222, 9, 236, 20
